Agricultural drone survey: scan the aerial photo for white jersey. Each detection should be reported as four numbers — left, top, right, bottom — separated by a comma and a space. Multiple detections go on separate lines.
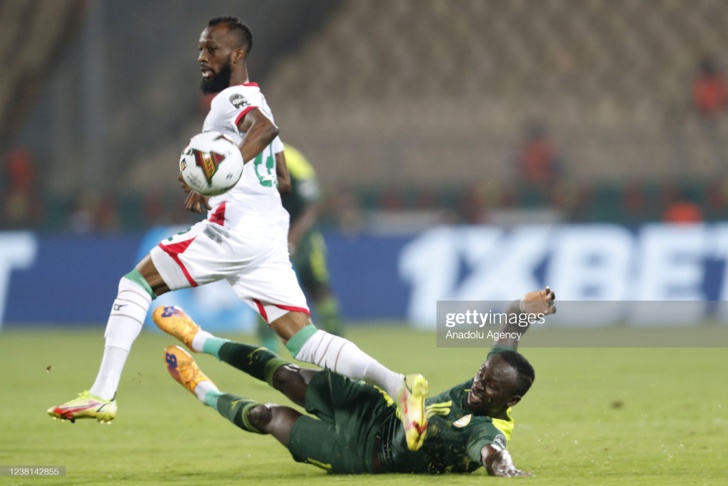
150, 82, 308, 318
201, 82, 288, 235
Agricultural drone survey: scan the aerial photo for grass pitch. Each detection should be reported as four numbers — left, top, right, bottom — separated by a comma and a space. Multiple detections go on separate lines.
1, 325, 727, 485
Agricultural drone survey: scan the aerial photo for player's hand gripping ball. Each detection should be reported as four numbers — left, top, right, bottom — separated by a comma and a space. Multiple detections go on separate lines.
179, 131, 244, 196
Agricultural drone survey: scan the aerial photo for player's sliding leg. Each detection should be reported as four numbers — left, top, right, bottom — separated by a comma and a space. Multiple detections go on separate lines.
47, 269, 155, 423
154, 305, 429, 450
155, 304, 415, 405
275, 311, 429, 451
163, 345, 259, 433
163, 346, 301, 446
213, 339, 316, 407
153, 305, 289, 387
154, 306, 312, 406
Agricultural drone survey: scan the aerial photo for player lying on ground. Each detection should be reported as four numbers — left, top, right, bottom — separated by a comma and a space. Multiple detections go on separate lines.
160, 288, 555, 476
47, 16, 428, 450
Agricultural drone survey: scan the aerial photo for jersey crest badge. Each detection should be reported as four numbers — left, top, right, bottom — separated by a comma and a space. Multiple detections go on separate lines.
229, 93, 250, 109
453, 414, 472, 428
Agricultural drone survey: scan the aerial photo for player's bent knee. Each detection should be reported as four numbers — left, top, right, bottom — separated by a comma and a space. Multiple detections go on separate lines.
271, 363, 315, 391
271, 364, 299, 389
248, 404, 273, 429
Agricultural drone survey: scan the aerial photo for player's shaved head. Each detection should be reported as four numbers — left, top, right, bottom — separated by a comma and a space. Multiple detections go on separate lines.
208, 16, 253, 54
495, 351, 535, 397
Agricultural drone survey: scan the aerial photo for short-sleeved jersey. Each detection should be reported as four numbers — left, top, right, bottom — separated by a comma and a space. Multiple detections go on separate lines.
377, 379, 513, 474
279, 144, 321, 224
201, 83, 288, 233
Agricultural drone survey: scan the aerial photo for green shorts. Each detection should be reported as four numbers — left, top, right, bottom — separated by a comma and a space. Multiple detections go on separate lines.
292, 231, 331, 291
287, 370, 394, 474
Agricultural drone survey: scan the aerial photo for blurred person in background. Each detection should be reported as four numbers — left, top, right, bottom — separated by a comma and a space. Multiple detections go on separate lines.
663, 189, 703, 224
259, 144, 344, 351
513, 120, 561, 186
506, 120, 563, 213
3, 148, 41, 228
692, 56, 727, 120
691, 56, 728, 167
47, 16, 428, 450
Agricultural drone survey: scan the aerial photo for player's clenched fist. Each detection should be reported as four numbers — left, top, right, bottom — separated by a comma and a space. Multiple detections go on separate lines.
520, 287, 556, 316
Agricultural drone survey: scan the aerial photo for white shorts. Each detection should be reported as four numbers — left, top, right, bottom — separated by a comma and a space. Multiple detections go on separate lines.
150, 219, 309, 323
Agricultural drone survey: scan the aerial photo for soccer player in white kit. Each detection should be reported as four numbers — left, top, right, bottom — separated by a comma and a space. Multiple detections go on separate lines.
48, 16, 428, 451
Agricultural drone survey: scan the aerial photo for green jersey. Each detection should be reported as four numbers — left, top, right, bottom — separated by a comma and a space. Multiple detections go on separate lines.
377, 379, 513, 474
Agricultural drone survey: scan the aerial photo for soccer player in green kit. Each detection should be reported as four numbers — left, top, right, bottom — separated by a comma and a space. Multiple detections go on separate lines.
158, 287, 555, 476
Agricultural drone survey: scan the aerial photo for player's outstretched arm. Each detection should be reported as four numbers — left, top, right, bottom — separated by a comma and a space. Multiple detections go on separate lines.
493, 287, 556, 350
481, 445, 534, 478
236, 107, 279, 163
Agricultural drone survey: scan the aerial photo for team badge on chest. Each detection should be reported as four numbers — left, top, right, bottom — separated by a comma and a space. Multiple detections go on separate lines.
453, 414, 472, 428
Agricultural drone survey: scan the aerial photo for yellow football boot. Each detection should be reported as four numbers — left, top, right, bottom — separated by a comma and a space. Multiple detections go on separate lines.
153, 306, 201, 351
47, 391, 117, 424
163, 345, 215, 395
397, 374, 430, 451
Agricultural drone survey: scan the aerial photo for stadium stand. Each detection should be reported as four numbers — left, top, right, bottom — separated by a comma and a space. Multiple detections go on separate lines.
261, 0, 728, 224
3, 0, 728, 229
266, 0, 728, 183
0, 0, 85, 148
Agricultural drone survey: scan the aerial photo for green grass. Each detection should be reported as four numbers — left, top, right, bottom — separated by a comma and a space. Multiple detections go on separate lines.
1, 326, 727, 485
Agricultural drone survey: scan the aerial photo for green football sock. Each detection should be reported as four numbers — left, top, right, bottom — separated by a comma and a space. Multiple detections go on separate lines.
214, 393, 266, 435
201, 336, 229, 358
204, 389, 223, 409
218, 342, 289, 387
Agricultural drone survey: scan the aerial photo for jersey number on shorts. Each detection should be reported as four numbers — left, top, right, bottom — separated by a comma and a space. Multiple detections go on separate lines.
253, 146, 277, 187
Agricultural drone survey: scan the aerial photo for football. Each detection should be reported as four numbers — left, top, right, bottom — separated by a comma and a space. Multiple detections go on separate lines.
179, 131, 244, 196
